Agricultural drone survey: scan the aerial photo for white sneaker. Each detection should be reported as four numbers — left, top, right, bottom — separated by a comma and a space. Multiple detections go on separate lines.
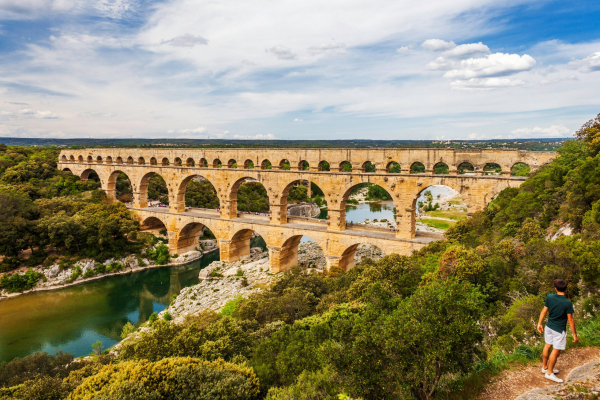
544, 373, 563, 383
542, 368, 559, 374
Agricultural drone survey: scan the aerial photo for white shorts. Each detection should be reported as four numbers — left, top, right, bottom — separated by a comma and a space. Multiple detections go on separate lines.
545, 326, 567, 350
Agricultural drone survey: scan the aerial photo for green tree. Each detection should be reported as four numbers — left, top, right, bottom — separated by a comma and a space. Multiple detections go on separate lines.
576, 113, 600, 156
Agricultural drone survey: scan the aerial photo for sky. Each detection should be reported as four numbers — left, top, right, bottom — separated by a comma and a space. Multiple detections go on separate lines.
0, 0, 598, 140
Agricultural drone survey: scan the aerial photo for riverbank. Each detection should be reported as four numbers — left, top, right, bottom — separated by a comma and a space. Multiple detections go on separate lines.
0, 239, 219, 301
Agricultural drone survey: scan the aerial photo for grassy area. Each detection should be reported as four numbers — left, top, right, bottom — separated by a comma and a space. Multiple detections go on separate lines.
423, 210, 468, 220
419, 218, 456, 230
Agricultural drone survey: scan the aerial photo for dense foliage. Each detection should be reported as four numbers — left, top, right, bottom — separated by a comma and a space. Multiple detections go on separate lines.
1, 115, 599, 400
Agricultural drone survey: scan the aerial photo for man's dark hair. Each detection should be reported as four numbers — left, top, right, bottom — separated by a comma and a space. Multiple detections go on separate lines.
554, 279, 568, 292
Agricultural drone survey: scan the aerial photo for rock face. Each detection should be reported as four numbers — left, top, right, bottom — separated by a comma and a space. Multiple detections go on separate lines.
515, 359, 600, 400
287, 202, 320, 218
162, 249, 278, 324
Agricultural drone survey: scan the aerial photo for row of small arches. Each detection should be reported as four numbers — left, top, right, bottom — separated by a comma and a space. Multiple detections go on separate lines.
61, 155, 530, 175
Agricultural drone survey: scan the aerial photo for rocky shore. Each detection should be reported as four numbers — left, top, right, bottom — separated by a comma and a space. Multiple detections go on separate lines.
0, 239, 219, 300
159, 241, 385, 324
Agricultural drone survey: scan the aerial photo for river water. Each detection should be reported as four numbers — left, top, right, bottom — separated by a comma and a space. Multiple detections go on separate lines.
0, 238, 266, 363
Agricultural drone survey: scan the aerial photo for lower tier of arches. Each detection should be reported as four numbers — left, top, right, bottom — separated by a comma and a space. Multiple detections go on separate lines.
136, 209, 433, 273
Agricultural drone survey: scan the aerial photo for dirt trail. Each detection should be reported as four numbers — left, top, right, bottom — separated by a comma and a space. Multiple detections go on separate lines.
479, 347, 600, 400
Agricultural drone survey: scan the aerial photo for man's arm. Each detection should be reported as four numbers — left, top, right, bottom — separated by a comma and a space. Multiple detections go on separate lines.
537, 306, 548, 333
567, 314, 579, 343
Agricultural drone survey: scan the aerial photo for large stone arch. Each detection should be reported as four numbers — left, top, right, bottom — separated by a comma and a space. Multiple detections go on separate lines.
226, 176, 270, 220
138, 170, 170, 209
333, 241, 386, 272
140, 216, 167, 231
174, 174, 220, 213
174, 222, 211, 254
221, 226, 270, 263
107, 170, 134, 203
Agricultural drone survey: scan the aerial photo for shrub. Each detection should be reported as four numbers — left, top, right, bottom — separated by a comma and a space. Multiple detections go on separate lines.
163, 312, 172, 321
0, 270, 44, 293
91, 341, 103, 356
148, 244, 171, 265
0, 256, 21, 273
148, 312, 158, 324
95, 263, 106, 274
83, 268, 95, 278
121, 322, 136, 339
69, 357, 260, 400
220, 296, 245, 316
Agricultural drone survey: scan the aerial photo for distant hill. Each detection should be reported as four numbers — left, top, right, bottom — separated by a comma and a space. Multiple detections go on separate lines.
0, 137, 565, 151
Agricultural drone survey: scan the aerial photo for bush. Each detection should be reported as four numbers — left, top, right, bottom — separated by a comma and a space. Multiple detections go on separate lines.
0, 270, 44, 293
148, 244, 171, 265
163, 312, 172, 321
220, 296, 245, 316
70, 357, 260, 400
148, 312, 158, 324
0, 256, 21, 273
121, 322, 136, 339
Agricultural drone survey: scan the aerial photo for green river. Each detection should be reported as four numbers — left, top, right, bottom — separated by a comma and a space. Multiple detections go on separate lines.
0, 238, 266, 363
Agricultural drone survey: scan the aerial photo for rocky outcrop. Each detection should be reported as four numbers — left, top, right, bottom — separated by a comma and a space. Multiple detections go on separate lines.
287, 202, 320, 218
515, 360, 600, 400
161, 249, 278, 324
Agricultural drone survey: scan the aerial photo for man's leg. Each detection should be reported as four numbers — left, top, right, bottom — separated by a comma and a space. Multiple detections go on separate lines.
547, 348, 561, 372
542, 343, 552, 369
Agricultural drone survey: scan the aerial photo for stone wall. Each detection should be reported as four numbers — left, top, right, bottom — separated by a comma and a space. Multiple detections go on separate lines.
287, 202, 320, 218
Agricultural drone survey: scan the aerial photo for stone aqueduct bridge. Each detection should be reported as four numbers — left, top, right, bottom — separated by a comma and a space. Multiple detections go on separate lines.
58, 148, 555, 272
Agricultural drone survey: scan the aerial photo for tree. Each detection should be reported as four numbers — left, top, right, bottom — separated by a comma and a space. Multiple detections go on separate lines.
576, 113, 600, 156
0, 190, 38, 256
325, 279, 485, 400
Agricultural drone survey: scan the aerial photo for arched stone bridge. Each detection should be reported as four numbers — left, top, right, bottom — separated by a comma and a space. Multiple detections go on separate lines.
57, 148, 555, 272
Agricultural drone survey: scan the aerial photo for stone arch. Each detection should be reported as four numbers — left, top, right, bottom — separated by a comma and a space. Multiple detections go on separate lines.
386, 161, 401, 173
277, 179, 325, 223
95, 156, 102, 164
362, 161, 376, 173
339, 161, 352, 172
458, 161, 475, 174
410, 161, 425, 173
69, 155, 75, 162
61, 155, 67, 162
139, 171, 170, 208
261, 159, 272, 169
80, 168, 101, 182
87, 155, 93, 163
138, 157, 145, 165
107, 170, 133, 203
339, 181, 395, 229
243, 159, 255, 169
175, 174, 220, 213
176, 222, 214, 254
105, 156, 113, 164
213, 159, 222, 168
275, 234, 326, 272
484, 163, 502, 175
150, 157, 157, 166
279, 159, 291, 170
336, 242, 385, 272
230, 177, 270, 218
61, 167, 72, 173
199, 158, 208, 167
298, 160, 309, 171
433, 162, 449, 174
174, 157, 182, 166
223, 227, 268, 263
227, 159, 237, 168
116, 156, 123, 164
140, 216, 167, 231
186, 158, 195, 167
77, 155, 84, 162
161, 157, 169, 166
127, 156, 134, 165
511, 162, 530, 177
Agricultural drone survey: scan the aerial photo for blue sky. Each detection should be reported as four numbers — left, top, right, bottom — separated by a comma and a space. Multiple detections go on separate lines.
0, 0, 597, 140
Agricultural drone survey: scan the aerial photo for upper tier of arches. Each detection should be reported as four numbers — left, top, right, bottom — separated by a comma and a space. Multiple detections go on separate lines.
60, 149, 553, 176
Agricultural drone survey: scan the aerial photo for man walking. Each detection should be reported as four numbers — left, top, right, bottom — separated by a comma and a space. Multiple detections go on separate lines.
537, 279, 579, 383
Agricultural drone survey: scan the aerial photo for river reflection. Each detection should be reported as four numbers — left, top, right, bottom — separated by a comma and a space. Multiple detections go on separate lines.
0, 237, 266, 362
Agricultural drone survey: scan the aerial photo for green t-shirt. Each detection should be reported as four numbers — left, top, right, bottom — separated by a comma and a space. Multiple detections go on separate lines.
545, 294, 574, 333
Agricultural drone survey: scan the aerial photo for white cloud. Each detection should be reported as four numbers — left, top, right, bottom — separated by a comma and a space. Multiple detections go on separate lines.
468, 132, 485, 139
14, 108, 61, 119
396, 45, 414, 55
232, 133, 279, 140
510, 125, 571, 138
451, 77, 526, 90
161, 34, 208, 47
167, 127, 207, 134
307, 42, 346, 55
441, 42, 490, 58
265, 45, 296, 60
443, 53, 536, 79
421, 39, 456, 51
293, 118, 303, 122
94, 0, 136, 19
568, 52, 600, 73
539, 75, 578, 85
